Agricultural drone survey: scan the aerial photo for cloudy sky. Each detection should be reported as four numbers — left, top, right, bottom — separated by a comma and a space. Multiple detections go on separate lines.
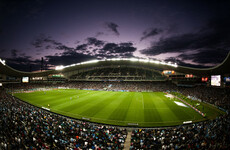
0, 0, 230, 72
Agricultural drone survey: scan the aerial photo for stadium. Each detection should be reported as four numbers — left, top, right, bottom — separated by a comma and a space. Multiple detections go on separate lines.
0, 53, 230, 149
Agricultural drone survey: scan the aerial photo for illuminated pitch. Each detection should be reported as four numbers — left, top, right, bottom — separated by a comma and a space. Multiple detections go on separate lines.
14, 89, 225, 127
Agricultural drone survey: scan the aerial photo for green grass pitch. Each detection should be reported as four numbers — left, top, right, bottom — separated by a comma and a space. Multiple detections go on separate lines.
13, 89, 225, 127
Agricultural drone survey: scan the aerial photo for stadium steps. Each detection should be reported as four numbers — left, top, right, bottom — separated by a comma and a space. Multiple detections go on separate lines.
124, 131, 132, 150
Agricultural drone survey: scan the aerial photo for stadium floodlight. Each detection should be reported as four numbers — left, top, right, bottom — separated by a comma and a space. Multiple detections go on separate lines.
160, 61, 167, 65
123, 58, 129, 61
55, 65, 65, 70
172, 63, 178, 68
70, 64, 76, 67
55, 57, 178, 70
130, 58, 138, 62
139, 59, 144, 62
82, 59, 99, 64
149, 60, 154, 63
111, 58, 120, 61
149, 60, 160, 64
139, 59, 149, 63
0, 58, 6, 65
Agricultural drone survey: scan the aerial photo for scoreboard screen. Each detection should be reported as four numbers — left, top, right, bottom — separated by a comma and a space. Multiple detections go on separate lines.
211, 75, 221, 86
22, 77, 29, 83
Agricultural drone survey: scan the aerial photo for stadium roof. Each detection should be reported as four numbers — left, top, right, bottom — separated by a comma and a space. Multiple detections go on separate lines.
0, 52, 230, 77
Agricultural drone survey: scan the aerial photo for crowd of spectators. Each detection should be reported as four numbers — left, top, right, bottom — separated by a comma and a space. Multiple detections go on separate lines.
70, 67, 164, 81
1, 81, 230, 149
175, 86, 230, 110
130, 114, 230, 149
0, 90, 127, 150
3, 81, 173, 92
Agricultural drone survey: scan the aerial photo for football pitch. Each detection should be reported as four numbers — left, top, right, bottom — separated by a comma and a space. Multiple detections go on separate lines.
14, 89, 225, 127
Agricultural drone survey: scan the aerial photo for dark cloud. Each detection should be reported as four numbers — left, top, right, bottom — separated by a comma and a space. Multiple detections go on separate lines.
75, 37, 104, 51
7, 46, 92, 71
75, 37, 136, 59
74, 40, 80, 44
11, 49, 18, 57
105, 22, 120, 36
76, 44, 87, 51
43, 38, 62, 46
3, 48, 43, 71
31, 34, 51, 49
102, 43, 116, 52
178, 49, 229, 64
141, 16, 230, 65
140, 28, 163, 41
86, 37, 105, 47
95, 32, 104, 37
91, 42, 136, 59
102, 42, 136, 54
56, 45, 74, 51
164, 57, 211, 68
141, 33, 200, 56
6, 53, 41, 72
32, 35, 105, 53
30, 35, 137, 70
32, 34, 67, 51
45, 45, 52, 49
45, 51, 95, 66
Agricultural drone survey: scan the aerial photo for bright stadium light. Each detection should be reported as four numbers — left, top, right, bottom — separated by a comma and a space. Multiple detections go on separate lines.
171, 63, 178, 68
160, 61, 167, 65
55, 65, 65, 70
70, 64, 76, 67
111, 58, 121, 61
82, 59, 99, 64
54, 57, 178, 70
130, 58, 138, 62
150, 60, 160, 64
123, 58, 129, 61
139, 59, 149, 63
0, 58, 6, 65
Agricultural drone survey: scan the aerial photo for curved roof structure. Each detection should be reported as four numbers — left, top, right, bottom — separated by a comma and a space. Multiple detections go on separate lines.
0, 52, 230, 77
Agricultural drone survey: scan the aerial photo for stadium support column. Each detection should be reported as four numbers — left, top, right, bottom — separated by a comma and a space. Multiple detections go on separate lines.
41, 57, 44, 72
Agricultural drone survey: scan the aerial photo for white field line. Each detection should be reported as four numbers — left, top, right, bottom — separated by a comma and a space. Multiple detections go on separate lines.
174, 101, 188, 107
142, 93, 144, 109
173, 95, 205, 117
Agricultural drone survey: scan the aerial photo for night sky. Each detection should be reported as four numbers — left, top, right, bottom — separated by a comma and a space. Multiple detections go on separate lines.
0, 0, 230, 72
